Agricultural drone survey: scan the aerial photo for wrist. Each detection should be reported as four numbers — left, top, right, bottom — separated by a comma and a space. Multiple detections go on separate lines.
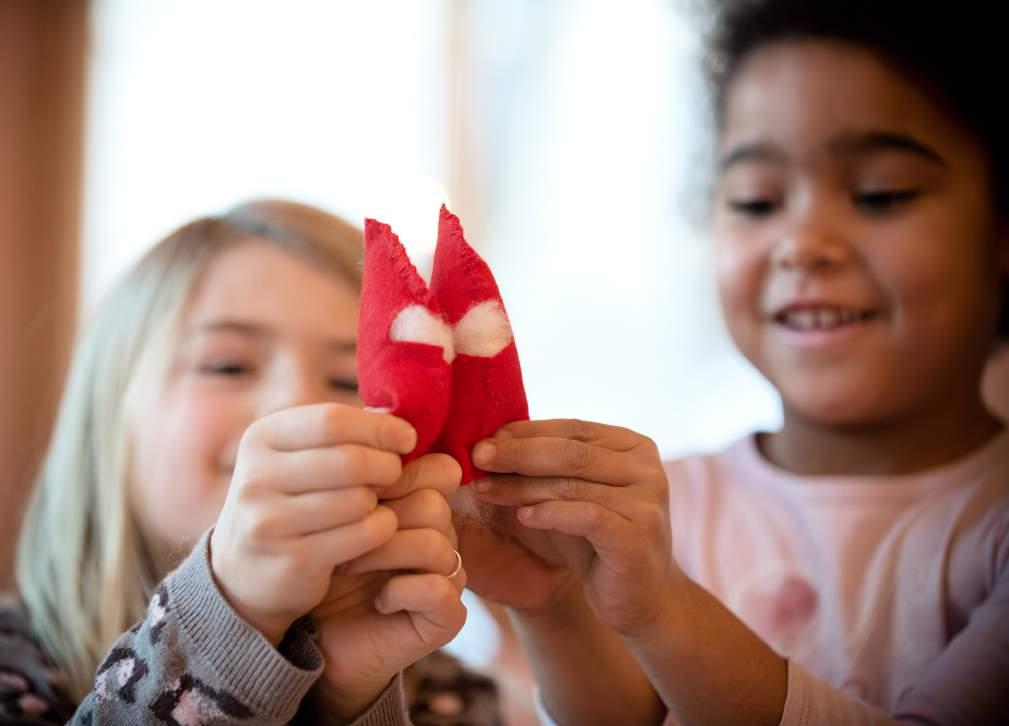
507, 577, 587, 626
208, 531, 291, 647
617, 570, 691, 646
309, 674, 393, 723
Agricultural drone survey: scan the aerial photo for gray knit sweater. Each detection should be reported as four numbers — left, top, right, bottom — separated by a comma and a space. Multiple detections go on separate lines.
0, 532, 500, 725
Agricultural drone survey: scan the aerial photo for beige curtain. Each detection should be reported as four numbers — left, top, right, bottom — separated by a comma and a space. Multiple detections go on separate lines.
0, 0, 86, 587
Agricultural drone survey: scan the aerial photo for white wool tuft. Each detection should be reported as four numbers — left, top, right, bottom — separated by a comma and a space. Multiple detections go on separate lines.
390, 305, 456, 363
453, 300, 513, 358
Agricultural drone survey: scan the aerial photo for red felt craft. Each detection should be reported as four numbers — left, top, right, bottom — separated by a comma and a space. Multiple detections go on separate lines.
357, 207, 529, 484
430, 206, 529, 484
358, 218, 452, 462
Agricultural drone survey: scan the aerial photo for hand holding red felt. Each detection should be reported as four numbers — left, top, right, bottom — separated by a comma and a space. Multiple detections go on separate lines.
357, 206, 529, 484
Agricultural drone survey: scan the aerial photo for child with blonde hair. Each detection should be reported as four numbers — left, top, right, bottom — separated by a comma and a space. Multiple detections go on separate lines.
3, 200, 499, 724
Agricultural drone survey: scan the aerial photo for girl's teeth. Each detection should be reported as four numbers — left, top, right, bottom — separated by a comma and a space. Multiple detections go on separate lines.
793, 310, 816, 330
783, 307, 865, 330
818, 309, 839, 328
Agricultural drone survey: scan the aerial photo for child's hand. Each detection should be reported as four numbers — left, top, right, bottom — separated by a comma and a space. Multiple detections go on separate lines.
309, 453, 466, 719
452, 490, 584, 615
209, 403, 416, 646
467, 419, 676, 635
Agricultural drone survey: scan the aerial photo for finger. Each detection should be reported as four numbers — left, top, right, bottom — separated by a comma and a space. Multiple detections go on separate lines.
343, 528, 458, 577
472, 475, 625, 512
381, 489, 455, 543
496, 419, 643, 451
257, 403, 416, 454
375, 573, 468, 617
304, 505, 398, 567
282, 487, 378, 535
265, 445, 403, 493
517, 500, 635, 562
472, 436, 647, 485
378, 453, 461, 501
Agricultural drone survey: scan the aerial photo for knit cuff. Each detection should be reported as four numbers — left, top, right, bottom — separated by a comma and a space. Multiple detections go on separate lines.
348, 672, 410, 726
167, 529, 323, 721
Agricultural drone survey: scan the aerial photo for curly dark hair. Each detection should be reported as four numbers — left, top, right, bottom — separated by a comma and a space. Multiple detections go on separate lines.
704, 0, 1009, 337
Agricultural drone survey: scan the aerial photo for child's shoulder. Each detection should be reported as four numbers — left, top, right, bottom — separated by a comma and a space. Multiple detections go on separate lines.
662, 433, 757, 488
0, 595, 75, 723
660, 428, 1009, 539
660, 434, 764, 532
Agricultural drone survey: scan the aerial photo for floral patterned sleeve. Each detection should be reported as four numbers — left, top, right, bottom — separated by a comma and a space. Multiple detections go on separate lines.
0, 597, 74, 724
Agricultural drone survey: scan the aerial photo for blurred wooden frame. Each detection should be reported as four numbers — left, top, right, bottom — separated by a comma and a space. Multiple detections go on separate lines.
0, 0, 86, 587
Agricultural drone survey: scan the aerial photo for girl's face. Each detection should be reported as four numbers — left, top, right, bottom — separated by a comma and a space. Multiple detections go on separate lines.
130, 241, 361, 567
713, 40, 1008, 427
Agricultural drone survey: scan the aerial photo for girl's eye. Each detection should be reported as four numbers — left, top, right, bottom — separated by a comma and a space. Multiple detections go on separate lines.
854, 189, 919, 213
328, 378, 359, 394
728, 198, 778, 217
199, 362, 253, 377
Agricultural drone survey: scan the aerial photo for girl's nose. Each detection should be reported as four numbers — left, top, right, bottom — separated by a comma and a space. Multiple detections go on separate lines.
259, 362, 329, 417
770, 221, 850, 272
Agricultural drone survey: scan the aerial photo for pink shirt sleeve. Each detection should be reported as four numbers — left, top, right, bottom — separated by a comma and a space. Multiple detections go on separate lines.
783, 556, 1009, 725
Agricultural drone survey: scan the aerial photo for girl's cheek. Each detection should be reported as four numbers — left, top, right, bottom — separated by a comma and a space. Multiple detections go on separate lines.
143, 381, 251, 481
133, 395, 245, 554
716, 238, 761, 308
178, 375, 257, 424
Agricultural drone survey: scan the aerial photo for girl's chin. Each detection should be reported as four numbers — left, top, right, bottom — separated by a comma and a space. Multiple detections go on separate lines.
778, 386, 897, 429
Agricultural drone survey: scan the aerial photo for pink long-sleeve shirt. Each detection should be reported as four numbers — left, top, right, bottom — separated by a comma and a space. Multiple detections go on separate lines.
665, 431, 1009, 724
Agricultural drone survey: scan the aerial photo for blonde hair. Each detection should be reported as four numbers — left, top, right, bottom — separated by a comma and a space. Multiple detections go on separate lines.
15, 199, 363, 701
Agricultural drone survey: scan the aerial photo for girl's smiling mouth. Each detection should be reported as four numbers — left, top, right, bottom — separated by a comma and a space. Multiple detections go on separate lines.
773, 303, 878, 331
769, 301, 881, 348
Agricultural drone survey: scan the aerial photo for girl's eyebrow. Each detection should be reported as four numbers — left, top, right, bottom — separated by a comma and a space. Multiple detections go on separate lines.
186, 320, 270, 339
186, 319, 356, 352
719, 141, 785, 172
719, 130, 948, 173
829, 129, 948, 166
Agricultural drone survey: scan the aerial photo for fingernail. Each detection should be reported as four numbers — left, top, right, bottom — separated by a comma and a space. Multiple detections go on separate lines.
472, 441, 495, 467
398, 426, 418, 454
518, 506, 534, 522
474, 479, 491, 493
373, 596, 387, 613
364, 406, 392, 414
495, 427, 513, 439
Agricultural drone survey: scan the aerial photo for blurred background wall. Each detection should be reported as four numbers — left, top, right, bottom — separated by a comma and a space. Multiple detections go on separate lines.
1, 0, 86, 587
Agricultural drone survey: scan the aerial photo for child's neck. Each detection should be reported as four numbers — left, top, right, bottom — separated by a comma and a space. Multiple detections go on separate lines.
762, 390, 1004, 477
